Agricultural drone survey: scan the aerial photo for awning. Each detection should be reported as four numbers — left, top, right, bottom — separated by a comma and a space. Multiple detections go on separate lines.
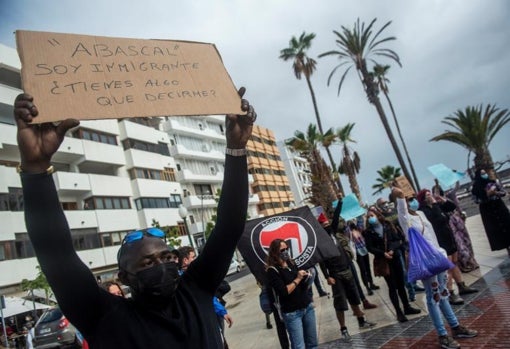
0, 296, 50, 318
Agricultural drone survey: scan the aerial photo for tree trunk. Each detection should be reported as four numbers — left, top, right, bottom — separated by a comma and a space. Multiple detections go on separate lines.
304, 74, 345, 196
383, 91, 421, 190
474, 148, 496, 178
359, 62, 415, 191
343, 145, 362, 202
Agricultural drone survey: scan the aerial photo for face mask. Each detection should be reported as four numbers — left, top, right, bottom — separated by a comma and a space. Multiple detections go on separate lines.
481, 174, 489, 179
408, 199, 419, 211
368, 216, 378, 225
130, 262, 179, 301
280, 251, 290, 261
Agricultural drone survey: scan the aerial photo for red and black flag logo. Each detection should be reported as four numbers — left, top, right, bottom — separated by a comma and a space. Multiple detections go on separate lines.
237, 206, 339, 284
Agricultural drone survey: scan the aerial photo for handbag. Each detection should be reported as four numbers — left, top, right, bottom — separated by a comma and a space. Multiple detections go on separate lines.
407, 224, 454, 283
259, 286, 272, 314
373, 230, 390, 277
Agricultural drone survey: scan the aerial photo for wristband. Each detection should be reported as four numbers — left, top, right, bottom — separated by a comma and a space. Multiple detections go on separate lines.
17, 164, 55, 175
292, 280, 298, 287
225, 148, 247, 157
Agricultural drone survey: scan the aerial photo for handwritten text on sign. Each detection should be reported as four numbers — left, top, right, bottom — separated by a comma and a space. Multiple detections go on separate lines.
16, 30, 242, 123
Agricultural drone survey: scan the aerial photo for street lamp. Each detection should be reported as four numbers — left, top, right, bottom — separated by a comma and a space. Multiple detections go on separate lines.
178, 204, 194, 249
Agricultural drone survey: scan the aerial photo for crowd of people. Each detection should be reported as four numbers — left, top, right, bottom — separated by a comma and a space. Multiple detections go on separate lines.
12, 88, 509, 349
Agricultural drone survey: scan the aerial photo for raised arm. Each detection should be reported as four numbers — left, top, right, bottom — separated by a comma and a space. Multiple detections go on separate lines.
15, 94, 105, 332
186, 87, 256, 293
392, 187, 410, 239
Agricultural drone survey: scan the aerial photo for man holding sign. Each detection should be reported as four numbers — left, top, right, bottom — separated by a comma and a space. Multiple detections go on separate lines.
14, 86, 256, 348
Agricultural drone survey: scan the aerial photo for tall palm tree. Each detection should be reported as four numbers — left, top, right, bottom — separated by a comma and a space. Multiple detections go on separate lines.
319, 18, 416, 191
336, 123, 362, 202
372, 64, 420, 189
286, 124, 337, 216
372, 165, 401, 195
280, 32, 344, 195
430, 104, 510, 177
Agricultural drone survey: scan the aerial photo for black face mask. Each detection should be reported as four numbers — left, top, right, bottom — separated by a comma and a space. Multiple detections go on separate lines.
130, 262, 180, 302
280, 251, 290, 261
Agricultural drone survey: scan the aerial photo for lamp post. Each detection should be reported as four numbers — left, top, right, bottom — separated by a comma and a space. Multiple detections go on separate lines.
178, 204, 194, 249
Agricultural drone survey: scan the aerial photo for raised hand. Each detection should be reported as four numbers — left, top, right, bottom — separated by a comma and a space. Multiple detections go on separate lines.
225, 87, 256, 149
14, 93, 79, 173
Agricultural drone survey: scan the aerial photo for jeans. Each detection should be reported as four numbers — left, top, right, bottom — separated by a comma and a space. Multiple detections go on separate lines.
282, 303, 318, 349
422, 271, 459, 336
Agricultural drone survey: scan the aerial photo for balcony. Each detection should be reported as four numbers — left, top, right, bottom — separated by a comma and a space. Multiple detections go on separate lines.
189, 222, 206, 235
176, 169, 224, 184
183, 194, 217, 209
119, 119, 169, 144
78, 140, 125, 173
52, 137, 85, 164
89, 174, 132, 196
96, 209, 139, 232
163, 119, 225, 142
53, 171, 91, 196
248, 193, 260, 204
170, 144, 224, 161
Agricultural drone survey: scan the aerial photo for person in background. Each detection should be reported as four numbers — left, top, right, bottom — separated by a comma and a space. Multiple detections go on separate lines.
266, 239, 318, 349
348, 222, 379, 296
432, 178, 445, 197
471, 168, 510, 256
364, 209, 421, 322
392, 187, 478, 349
14, 88, 255, 348
417, 189, 478, 305
102, 281, 126, 297
445, 183, 479, 272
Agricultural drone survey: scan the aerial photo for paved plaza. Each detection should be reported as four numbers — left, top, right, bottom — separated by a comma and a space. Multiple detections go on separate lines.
223, 211, 510, 348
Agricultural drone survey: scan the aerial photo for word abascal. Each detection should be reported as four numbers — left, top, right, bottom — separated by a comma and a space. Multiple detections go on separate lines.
71, 43, 181, 58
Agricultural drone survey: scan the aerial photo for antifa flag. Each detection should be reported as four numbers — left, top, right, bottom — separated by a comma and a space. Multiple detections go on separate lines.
237, 206, 340, 284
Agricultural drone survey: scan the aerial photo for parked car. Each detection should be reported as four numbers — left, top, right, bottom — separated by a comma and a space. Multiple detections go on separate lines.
33, 307, 81, 348
227, 259, 241, 276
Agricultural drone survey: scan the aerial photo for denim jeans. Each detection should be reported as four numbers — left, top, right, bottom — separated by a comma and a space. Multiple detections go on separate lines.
422, 271, 459, 336
282, 303, 318, 349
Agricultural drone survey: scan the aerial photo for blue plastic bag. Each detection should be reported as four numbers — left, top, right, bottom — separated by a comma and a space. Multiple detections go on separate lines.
407, 226, 454, 283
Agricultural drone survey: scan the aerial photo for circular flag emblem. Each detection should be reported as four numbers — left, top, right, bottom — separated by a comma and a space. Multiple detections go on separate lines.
250, 215, 317, 267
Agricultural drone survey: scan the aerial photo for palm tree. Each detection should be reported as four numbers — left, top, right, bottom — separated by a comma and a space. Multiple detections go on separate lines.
286, 124, 337, 215
372, 64, 420, 189
372, 165, 401, 195
336, 123, 362, 202
280, 32, 344, 195
319, 18, 416, 191
430, 104, 510, 177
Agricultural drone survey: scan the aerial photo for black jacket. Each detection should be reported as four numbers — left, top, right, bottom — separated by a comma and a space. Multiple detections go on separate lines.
22, 155, 248, 349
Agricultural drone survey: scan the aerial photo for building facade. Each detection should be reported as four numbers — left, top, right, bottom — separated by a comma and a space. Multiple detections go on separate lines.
247, 126, 294, 217
277, 140, 313, 207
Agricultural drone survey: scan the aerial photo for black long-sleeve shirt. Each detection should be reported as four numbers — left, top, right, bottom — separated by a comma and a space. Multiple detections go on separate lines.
266, 264, 312, 313
22, 155, 248, 349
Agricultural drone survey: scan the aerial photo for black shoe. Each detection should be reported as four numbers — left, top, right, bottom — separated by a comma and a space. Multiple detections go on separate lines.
397, 313, 409, 322
367, 289, 374, 296
319, 292, 329, 297
414, 285, 425, 292
266, 322, 273, 329
404, 306, 421, 315
369, 283, 380, 290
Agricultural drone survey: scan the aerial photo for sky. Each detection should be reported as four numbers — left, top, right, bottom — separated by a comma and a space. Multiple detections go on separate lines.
1, 0, 509, 203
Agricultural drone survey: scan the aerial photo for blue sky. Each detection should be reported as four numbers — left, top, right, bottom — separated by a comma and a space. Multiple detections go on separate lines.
1, 0, 509, 202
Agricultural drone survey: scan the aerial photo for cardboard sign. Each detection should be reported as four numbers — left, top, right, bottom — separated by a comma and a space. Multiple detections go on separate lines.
16, 30, 243, 123
395, 176, 415, 198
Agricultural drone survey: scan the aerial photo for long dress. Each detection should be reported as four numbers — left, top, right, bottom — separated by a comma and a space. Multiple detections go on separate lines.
472, 178, 510, 251
448, 211, 479, 272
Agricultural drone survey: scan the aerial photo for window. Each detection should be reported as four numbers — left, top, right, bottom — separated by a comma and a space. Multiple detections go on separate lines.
73, 128, 117, 145
194, 184, 213, 196
62, 202, 78, 210
135, 197, 172, 210
84, 197, 131, 210
0, 188, 24, 211
169, 194, 183, 208
70, 228, 101, 251
162, 168, 176, 181
100, 230, 131, 247
122, 139, 170, 156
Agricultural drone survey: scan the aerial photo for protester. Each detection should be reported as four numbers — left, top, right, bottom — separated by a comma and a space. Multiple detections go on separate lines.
14, 88, 255, 348
348, 222, 379, 296
392, 187, 478, 349
266, 239, 318, 349
445, 183, 479, 272
471, 168, 510, 255
364, 209, 421, 322
417, 189, 478, 305
101, 281, 126, 297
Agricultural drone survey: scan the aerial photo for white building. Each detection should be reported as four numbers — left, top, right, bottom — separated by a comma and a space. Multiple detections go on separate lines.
161, 116, 259, 248
276, 141, 313, 207
0, 43, 256, 293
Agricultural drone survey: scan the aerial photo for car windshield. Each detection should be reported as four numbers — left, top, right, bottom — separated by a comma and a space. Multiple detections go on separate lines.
39, 309, 63, 323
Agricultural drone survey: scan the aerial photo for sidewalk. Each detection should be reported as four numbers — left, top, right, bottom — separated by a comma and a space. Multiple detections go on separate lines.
223, 212, 510, 348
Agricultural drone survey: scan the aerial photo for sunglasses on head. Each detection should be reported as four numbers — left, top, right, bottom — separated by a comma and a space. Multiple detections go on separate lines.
117, 227, 166, 263
122, 227, 166, 245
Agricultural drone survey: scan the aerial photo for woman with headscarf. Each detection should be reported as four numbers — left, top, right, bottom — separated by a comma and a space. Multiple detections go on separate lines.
392, 187, 478, 349
471, 168, 510, 254
266, 239, 318, 349
364, 208, 421, 323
